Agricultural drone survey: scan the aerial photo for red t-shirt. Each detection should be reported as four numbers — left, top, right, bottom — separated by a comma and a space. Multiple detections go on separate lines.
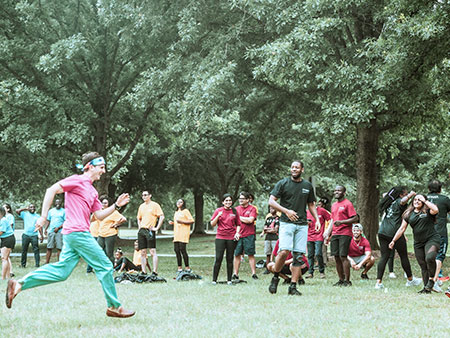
307, 207, 331, 242
59, 174, 102, 235
272, 240, 309, 269
331, 199, 357, 237
211, 207, 240, 240
348, 236, 371, 257
236, 205, 257, 238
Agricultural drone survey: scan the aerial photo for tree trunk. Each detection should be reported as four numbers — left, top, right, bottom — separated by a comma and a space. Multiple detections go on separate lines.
356, 119, 380, 249
193, 188, 205, 234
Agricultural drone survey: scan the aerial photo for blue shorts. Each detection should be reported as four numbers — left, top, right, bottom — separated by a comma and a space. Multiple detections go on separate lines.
278, 221, 308, 254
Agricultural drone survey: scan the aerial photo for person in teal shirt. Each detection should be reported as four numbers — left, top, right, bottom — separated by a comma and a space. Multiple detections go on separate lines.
16, 204, 42, 267
45, 199, 65, 263
1, 207, 16, 279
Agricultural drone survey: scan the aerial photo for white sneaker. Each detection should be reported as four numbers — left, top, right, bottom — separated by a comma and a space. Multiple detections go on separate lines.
375, 282, 384, 290
211, 281, 217, 285
405, 276, 422, 287
432, 283, 443, 293
388, 272, 397, 279
436, 279, 443, 287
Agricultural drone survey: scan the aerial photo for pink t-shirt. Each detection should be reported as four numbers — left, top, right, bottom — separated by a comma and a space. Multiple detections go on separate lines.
348, 236, 371, 257
331, 199, 357, 237
236, 205, 257, 238
307, 207, 331, 242
211, 207, 241, 240
59, 174, 102, 235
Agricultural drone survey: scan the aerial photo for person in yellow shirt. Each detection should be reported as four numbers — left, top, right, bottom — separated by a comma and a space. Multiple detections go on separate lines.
169, 199, 194, 274
132, 240, 150, 272
97, 196, 127, 263
137, 190, 164, 275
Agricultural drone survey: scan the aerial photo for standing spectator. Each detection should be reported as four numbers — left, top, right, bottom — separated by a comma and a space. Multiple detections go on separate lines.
305, 202, 330, 279
347, 224, 375, 279
317, 198, 331, 264
324, 186, 359, 287
268, 160, 321, 296
96, 196, 127, 264
375, 187, 420, 289
169, 199, 194, 274
16, 204, 42, 268
44, 199, 65, 264
262, 206, 280, 274
1, 207, 15, 279
137, 190, 164, 275
426, 180, 450, 291
233, 192, 258, 280
390, 194, 440, 293
2, 203, 15, 277
211, 194, 241, 285
6, 152, 134, 317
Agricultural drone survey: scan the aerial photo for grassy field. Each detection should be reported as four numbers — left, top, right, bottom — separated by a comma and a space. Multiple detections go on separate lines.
1, 234, 449, 337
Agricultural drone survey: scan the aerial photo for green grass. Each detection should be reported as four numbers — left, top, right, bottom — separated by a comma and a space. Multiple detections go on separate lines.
1, 235, 449, 337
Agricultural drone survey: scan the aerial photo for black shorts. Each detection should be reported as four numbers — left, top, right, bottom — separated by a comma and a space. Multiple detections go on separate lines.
0, 234, 16, 249
137, 228, 156, 250
234, 235, 256, 256
330, 235, 351, 257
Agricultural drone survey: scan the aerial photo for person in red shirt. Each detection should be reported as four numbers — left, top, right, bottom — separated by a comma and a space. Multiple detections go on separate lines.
210, 194, 241, 284
233, 192, 258, 280
324, 185, 359, 287
305, 204, 330, 279
347, 224, 375, 279
267, 240, 309, 284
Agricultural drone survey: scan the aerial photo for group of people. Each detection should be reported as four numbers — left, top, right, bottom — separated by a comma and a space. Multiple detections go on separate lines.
1, 153, 449, 319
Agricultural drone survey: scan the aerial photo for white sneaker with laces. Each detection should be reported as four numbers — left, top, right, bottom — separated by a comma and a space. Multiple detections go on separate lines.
375, 282, 384, 290
432, 283, 443, 293
388, 272, 397, 279
405, 276, 422, 287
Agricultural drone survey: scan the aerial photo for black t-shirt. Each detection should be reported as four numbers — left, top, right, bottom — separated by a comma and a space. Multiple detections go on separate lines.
264, 215, 279, 241
270, 177, 316, 225
426, 193, 450, 237
114, 257, 137, 272
407, 210, 439, 244
379, 198, 407, 238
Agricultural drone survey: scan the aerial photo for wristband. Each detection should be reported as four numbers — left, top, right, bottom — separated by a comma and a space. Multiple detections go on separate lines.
114, 202, 121, 210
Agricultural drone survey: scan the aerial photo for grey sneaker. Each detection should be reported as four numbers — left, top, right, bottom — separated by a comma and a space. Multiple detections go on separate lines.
432, 283, 443, 293
405, 276, 422, 287
374, 282, 384, 290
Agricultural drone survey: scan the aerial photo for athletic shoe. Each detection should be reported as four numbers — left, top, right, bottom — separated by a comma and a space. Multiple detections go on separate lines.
305, 273, 314, 279
227, 281, 233, 285
374, 282, 384, 290
211, 281, 217, 285
263, 269, 270, 275
333, 280, 344, 287
405, 276, 422, 287
436, 279, 443, 287
298, 278, 305, 285
185, 269, 192, 273
342, 280, 352, 287
425, 279, 435, 291
150, 272, 158, 277
269, 276, 280, 294
438, 276, 449, 282
232, 274, 239, 280
388, 272, 397, 279
319, 273, 326, 279
252, 274, 258, 280
418, 288, 431, 294
432, 283, 443, 293
288, 285, 302, 296
361, 273, 369, 280
445, 288, 450, 298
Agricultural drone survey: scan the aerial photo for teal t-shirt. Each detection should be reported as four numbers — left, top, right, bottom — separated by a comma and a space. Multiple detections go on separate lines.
0, 217, 14, 238
270, 177, 316, 225
6, 214, 15, 231
407, 210, 439, 245
20, 211, 40, 236
47, 207, 66, 233
426, 193, 450, 237
379, 198, 407, 238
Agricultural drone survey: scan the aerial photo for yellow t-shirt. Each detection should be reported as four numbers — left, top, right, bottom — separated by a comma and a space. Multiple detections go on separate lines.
98, 210, 124, 237
90, 218, 100, 237
137, 201, 164, 229
173, 209, 194, 243
133, 250, 141, 266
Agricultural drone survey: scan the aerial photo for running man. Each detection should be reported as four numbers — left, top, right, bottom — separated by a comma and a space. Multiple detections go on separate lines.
268, 160, 321, 296
5, 152, 135, 318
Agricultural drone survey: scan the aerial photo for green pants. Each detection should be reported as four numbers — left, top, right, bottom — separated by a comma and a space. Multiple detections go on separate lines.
19, 231, 121, 308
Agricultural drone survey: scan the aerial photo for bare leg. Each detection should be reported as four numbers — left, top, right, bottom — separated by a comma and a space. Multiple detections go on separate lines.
434, 260, 443, 281
248, 255, 256, 275
341, 256, 351, 281
335, 256, 344, 280
45, 249, 52, 264
140, 249, 148, 273
150, 248, 158, 273
233, 256, 241, 276
363, 256, 375, 274
56, 249, 61, 261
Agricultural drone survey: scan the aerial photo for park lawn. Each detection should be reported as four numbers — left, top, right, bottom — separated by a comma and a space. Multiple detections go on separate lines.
1, 233, 449, 337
